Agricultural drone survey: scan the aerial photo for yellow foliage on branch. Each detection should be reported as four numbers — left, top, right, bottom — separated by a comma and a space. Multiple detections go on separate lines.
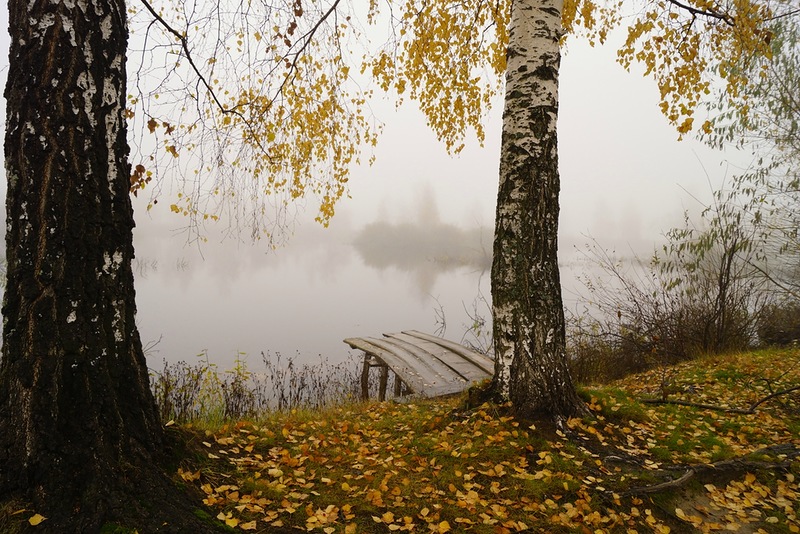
131, 0, 783, 235
564, 0, 778, 137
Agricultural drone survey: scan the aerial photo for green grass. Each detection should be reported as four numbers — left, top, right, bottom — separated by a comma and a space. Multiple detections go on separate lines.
173, 347, 800, 533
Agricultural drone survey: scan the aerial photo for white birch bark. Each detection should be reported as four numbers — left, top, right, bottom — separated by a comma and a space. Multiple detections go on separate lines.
491, 0, 585, 420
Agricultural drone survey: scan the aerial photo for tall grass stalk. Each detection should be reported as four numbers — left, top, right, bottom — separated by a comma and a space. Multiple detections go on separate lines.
150, 351, 373, 425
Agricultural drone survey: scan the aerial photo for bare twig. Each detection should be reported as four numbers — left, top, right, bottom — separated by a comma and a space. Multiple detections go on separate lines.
627, 469, 695, 495
640, 398, 755, 414
748, 384, 800, 412
137, 0, 241, 117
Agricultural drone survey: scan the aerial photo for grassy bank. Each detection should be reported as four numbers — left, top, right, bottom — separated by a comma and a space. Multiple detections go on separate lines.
173, 348, 800, 533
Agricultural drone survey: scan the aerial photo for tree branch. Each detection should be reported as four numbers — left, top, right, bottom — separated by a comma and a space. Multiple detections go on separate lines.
748, 384, 800, 412
624, 443, 800, 496
137, 0, 345, 155
137, 0, 238, 116
640, 397, 755, 414
641, 379, 800, 414
766, 7, 800, 22
665, 0, 735, 26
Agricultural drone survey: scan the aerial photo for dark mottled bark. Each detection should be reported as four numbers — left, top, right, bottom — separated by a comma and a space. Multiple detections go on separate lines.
491, 0, 587, 423
0, 0, 219, 530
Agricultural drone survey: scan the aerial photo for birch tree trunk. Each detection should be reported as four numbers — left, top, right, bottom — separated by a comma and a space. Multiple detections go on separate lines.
0, 0, 218, 530
491, 0, 587, 422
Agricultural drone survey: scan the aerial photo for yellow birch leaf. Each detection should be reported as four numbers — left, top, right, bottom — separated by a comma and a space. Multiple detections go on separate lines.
239, 520, 257, 530
28, 514, 46, 526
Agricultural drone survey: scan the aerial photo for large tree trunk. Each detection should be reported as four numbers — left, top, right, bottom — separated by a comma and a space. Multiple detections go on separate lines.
491, 0, 586, 423
0, 0, 216, 530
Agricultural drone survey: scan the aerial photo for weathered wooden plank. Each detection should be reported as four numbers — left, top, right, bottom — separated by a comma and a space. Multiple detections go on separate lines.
362, 336, 465, 389
401, 330, 494, 375
425, 381, 471, 398
345, 331, 494, 400
383, 332, 490, 383
344, 337, 432, 394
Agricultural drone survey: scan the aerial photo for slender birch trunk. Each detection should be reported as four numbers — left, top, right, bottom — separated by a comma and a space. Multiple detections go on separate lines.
491, 0, 586, 422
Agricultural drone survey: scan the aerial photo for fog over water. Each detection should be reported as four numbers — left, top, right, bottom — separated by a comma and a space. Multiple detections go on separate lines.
133, 196, 501, 370
0, 24, 749, 372
131, 193, 661, 371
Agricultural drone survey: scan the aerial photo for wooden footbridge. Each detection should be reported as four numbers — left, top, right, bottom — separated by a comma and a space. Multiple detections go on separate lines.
343, 330, 494, 401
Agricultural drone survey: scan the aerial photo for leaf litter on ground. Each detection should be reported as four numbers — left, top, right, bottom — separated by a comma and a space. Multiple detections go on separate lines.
178, 347, 800, 532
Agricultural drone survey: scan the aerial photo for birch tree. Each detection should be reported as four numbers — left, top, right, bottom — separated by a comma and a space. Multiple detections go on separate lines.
0, 0, 372, 530
365, 0, 778, 421
490, 0, 587, 419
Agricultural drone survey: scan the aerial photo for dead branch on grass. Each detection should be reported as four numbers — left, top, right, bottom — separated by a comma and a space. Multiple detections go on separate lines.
623, 443, 800, 496
641, 384, 800, 414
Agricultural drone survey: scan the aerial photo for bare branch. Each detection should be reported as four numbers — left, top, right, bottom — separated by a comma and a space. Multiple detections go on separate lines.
640, 397, 755, 414
641, 382, 800, 414
137, 0, 239, 116
624, 443, 800, 496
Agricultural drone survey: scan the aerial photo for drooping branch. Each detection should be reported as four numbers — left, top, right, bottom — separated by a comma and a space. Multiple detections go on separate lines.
138, 0, 344, 115
137, 0, 239, 116
267, 0, 344, 111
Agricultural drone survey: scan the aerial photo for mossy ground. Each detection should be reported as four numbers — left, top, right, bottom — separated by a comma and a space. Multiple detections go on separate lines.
172, 347, 800, 533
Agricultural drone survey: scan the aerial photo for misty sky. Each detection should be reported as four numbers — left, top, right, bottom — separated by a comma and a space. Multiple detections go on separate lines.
0, 8, 751, 367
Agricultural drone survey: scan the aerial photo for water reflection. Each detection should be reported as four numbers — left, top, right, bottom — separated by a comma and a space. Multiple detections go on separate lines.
352, 221, 491, 297
133, 210, 495, 371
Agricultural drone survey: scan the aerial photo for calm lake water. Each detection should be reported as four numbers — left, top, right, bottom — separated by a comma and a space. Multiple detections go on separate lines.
134, 215, 499, 372
132, 208, 625, 373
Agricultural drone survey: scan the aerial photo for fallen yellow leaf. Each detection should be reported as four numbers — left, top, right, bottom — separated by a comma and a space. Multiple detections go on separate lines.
28, 514, 46, 526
